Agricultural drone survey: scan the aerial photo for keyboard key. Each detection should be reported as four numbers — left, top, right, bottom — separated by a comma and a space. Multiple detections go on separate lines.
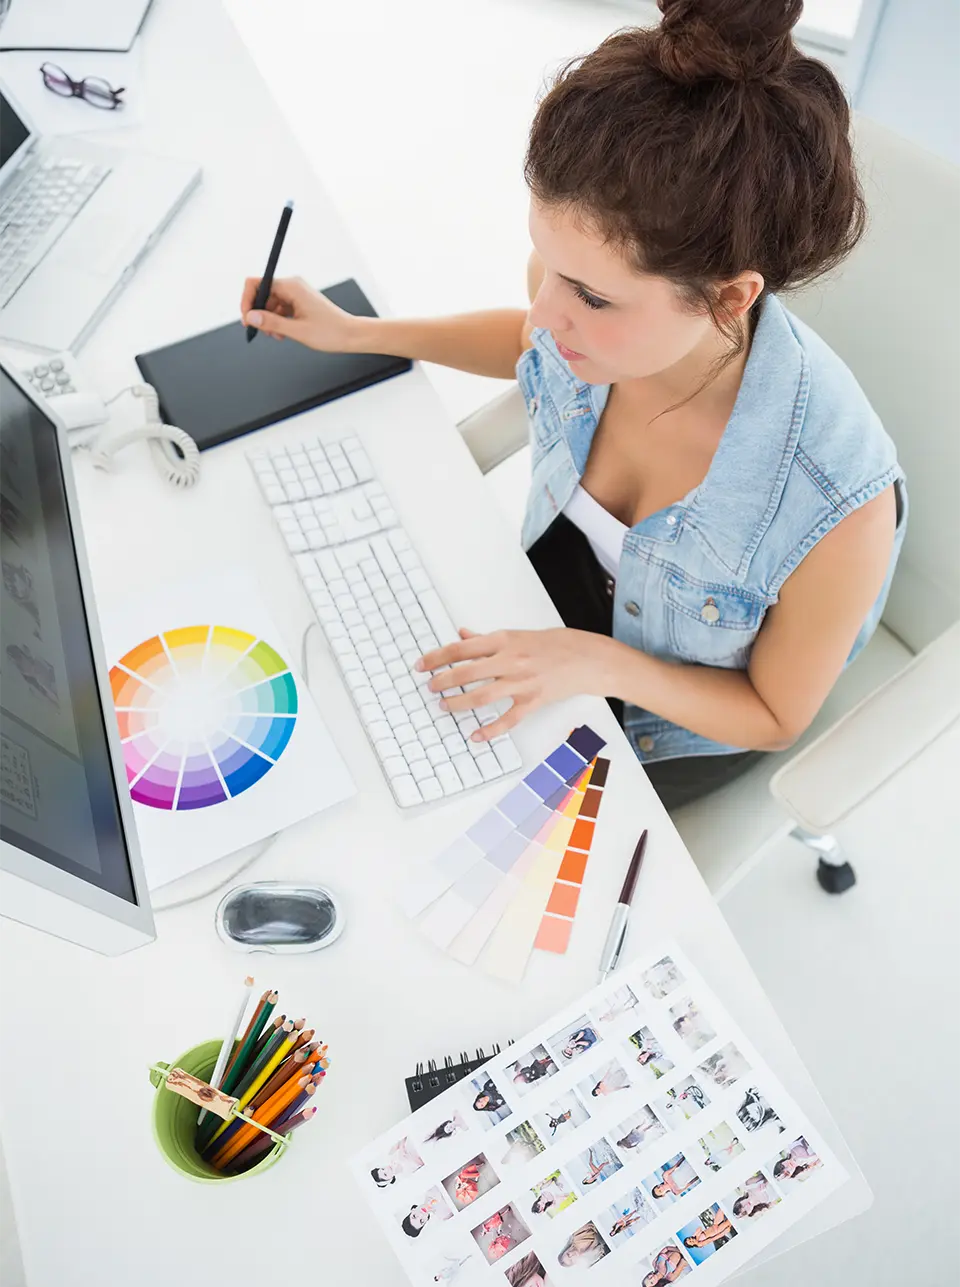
410, 760, 434, 784
383, 756, 408, 780
475, 752, 502, 782
493, 741, 523, 772
436, 763, 464, 795
452, 754, 482, 789
420, 777, 444, 802
392, 774, 422, 808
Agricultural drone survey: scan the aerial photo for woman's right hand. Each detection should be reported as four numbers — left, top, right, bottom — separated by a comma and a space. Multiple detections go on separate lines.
240, 275, 367, 351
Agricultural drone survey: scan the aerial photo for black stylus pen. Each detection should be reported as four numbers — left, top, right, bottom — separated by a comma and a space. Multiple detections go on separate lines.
246, 199, 294, 343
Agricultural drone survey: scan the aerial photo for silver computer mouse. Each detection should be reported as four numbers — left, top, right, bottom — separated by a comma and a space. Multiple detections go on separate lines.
215, 881, 345, 954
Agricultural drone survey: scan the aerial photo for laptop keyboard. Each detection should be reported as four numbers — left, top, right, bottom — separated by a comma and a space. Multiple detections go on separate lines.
0, 159, 110, 306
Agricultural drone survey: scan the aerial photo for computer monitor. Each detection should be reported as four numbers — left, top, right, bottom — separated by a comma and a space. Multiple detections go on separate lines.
0, 359, 155, 953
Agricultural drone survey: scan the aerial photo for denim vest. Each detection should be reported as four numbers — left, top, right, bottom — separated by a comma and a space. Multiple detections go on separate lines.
517, 295, 907, 762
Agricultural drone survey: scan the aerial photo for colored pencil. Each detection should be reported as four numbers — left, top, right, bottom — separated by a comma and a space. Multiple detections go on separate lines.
231, 1022, 299, 1114
201, 1020, 292, 1151
279, 1104, 319, 1133
215, 1069, 315, 1168
249, 1047, 311, 1110
228, 1105, 317, 1174
221, 987, 269, 1083
198, 975, 254, 1126
221, 991, 277, 1095
246, 1008, 285, 1065
270, 1081, 316, 1129
212, 1072, 311, 1169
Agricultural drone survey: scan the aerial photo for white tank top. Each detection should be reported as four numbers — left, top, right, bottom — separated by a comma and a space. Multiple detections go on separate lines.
563, 484, 627, 580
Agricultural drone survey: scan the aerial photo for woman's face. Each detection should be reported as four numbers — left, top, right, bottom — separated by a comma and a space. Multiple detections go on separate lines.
652, 1183, 667, 1199
475, 1095, 489, 1110
409, 1206, 428, 1230
559, 1248, 579, 1267
527, 200, 760, 386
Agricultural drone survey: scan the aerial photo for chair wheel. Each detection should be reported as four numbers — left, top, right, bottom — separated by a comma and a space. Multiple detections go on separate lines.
816, 857, 857, 894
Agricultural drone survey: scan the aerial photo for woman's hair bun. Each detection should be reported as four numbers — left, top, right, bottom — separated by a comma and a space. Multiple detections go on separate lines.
656, 0, 803, 84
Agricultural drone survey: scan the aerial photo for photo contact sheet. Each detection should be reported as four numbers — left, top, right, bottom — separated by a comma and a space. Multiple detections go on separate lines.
352, 942, 846, 1286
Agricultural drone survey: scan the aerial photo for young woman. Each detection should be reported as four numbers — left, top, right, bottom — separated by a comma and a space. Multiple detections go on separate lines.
591, 1062, 631, 1096
773, 1140, 822, 1183
453, 1158, 483, 1207
651, 1157, 700, 1202
423, 1116, 465, 1144
370, 1136, 424, 1187
557, 1223, 609, 1268
531, 1174, 570, 1214
472, 1079, 506, 1114
580, 1146, 615, 1186
505, 1252, 550, 1287
684, 1208, 735, 1251
561, 1026, 599, 1059
642, 1244, 691, 1285
401, 1196, 438, 1238
241, 0, 905, 811
617, 1112, 659, 1151
731, 1172, 779, 1220
433, 1255, 473, 1284
545, 1107, 573, 1136
609, 1195, 652, 1237
512, 1053, 556, 1085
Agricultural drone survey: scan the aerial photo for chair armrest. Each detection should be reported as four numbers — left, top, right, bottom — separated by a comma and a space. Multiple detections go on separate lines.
770, 622, 960, 832
457, 384, 529, 475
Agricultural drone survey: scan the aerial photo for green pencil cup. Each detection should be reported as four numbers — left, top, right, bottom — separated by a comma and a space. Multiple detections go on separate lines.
149, 1040, 288, 1183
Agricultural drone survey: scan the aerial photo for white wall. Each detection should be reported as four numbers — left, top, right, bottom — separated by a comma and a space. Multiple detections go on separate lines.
856, 0, 960, 162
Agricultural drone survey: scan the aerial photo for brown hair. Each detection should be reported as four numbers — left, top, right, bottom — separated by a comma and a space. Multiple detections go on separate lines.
524, 0, 866, 358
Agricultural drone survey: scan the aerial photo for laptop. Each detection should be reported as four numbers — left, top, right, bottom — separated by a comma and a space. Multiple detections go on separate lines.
0, 80, 201, 352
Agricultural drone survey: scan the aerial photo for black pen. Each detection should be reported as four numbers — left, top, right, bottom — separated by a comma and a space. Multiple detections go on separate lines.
598, 829, 648, 983
246, 199, 294, 343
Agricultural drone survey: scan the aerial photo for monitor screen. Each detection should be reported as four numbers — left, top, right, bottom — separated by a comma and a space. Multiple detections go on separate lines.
1, 369, 137, 903
0, 90, 30, 172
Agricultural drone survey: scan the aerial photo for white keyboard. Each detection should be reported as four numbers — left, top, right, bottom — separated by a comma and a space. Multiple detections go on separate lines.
250, 433, 522, 808
0, 158, 110, 306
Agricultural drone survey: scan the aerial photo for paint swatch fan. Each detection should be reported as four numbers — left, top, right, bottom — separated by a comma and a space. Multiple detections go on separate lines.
103, 573, 355, 890
401, 727, 610, 982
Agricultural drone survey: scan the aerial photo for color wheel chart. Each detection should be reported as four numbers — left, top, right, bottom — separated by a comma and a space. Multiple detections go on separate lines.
109, 625, 298, 811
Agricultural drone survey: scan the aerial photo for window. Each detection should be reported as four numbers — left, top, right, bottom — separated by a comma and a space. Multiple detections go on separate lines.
795, 0, 886, 95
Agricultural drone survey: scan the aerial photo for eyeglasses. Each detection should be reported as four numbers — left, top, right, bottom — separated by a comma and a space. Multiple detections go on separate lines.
40, 62, 125, 110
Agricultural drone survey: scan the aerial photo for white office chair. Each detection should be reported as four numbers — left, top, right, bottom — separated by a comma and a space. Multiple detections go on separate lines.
457, 115, 960, 895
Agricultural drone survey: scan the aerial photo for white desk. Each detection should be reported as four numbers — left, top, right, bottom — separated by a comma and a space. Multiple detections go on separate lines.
0, 2, 870, 1282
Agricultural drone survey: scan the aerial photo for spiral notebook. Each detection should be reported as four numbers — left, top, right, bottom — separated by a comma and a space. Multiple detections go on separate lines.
405, 1046, 511, 1112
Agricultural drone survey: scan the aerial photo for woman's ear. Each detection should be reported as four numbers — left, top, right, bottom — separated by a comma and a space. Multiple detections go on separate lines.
718, 272, 765, 318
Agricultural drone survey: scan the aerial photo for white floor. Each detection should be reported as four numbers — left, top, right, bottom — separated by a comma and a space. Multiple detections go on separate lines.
222, 5, 960, 1283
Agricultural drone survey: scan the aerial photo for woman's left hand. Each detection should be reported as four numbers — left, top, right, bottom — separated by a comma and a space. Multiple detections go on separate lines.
416, 626, 611, 741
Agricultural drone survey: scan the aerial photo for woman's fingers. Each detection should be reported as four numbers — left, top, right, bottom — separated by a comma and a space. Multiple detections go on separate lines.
439, 681, 514, 714
416, 631, 501, 673
428, 661, 500, 693
471, 700, 525, 742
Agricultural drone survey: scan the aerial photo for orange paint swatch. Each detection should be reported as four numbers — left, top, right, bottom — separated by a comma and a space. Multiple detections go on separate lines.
534, 757, 610, 955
